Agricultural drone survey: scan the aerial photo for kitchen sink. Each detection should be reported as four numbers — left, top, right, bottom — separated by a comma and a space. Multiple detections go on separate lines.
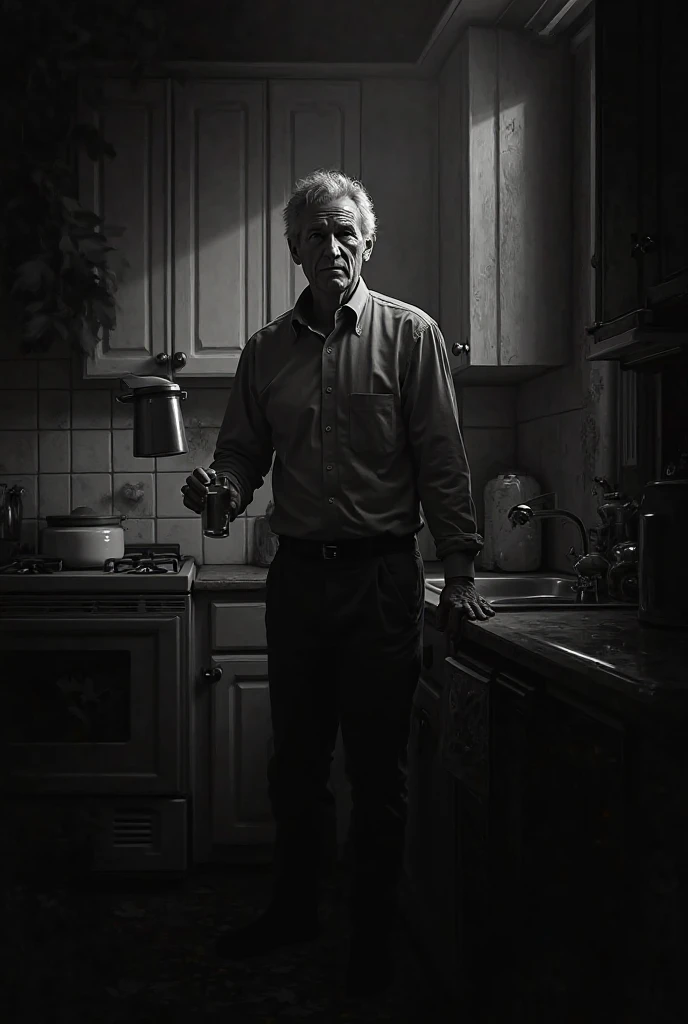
424, 573, 622, 608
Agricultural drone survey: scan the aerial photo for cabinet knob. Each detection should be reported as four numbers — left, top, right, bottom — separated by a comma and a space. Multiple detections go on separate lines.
155, 352, 170, 365
203, 665, 223, 683
172, 351, 187, 370
451, 341, 470, 356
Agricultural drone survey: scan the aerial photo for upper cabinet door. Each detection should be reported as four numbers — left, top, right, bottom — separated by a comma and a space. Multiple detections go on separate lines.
79, 79, 171, 379
439, 29, 571, 383
173, 81, 266, 377
268, 81, 361, 321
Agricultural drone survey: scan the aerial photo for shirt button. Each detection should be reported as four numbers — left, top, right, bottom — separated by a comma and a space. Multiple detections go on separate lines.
326, 464, 333, 471
326, 347, 332, 354
328, 497, 334, 504
326, 386, 333, 394
325, 425, 332, 432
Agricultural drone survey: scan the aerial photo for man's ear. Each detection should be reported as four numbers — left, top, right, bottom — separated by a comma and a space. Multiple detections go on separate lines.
288, 239, 302, 266
362, 238, 374, 262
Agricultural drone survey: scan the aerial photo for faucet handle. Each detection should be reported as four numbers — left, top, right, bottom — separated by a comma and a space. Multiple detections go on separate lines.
566, 545, 580, 567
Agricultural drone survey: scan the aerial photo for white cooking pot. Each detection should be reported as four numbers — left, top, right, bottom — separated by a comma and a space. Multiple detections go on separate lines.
41, 506, 126, 569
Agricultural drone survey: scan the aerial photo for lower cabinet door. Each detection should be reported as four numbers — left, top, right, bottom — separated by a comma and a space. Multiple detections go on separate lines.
405, 677, 459, 993
210, 654, 276, 845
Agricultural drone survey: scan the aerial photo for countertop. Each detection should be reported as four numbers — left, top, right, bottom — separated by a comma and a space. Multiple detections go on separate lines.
425, 590, 688, 707
194, 564, 268, 590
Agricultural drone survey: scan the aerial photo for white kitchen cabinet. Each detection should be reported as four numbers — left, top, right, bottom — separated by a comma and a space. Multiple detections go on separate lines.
173, 81, 267, 377
211, 653, 276, 846
268, 80, 361, 320
439, 28, 572, 382
79, 79, 171, 379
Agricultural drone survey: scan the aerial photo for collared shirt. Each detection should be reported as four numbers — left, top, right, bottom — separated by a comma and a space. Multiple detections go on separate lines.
212, 278, 482, 578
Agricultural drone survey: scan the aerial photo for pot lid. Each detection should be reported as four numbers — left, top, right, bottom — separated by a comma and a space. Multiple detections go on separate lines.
119, 373, 182, 398
45, 506, 125, 528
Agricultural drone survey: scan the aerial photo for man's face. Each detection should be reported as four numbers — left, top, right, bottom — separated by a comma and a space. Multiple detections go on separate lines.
288, 197, 374, 303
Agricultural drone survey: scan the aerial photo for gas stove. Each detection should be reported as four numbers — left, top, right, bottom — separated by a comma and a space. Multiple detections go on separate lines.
0, 543, 195, 593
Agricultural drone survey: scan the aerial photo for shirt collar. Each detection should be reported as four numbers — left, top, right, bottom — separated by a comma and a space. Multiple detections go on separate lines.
291, 277, 369, 338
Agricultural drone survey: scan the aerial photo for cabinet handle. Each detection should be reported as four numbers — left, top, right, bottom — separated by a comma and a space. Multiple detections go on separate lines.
172, 351, 187, 370
202, 665, 223, 683
155, 352, 169, 365
630, 234, 656, 258
451, 341, 470, 356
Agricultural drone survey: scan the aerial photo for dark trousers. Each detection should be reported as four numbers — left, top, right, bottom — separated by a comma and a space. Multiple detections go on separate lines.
265, 538, 424, 931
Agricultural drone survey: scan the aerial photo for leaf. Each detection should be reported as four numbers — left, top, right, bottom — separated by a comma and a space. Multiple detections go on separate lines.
12, 260, 49, 292
23, 313, 52, 342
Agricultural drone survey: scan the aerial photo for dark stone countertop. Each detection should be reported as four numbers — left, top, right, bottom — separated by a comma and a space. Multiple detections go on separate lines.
194, 564, 269, 590
425, 588, 688, 709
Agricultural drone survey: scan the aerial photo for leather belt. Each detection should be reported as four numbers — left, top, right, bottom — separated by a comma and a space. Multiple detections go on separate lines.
276, 533, 416, 561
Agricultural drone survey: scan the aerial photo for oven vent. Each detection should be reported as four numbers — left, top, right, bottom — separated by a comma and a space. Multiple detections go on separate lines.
0, 596, 187, 618
112, 808, 158, 850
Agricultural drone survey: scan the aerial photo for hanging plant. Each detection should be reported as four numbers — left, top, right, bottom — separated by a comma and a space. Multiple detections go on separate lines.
0, 0, 168, 355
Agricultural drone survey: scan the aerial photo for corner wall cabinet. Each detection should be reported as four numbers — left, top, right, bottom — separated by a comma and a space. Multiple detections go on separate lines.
439, 28, 572, 383
589, 0, 688, 365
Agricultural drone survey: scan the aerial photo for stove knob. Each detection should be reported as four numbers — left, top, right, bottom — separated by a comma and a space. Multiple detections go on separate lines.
203, 666, 223, 684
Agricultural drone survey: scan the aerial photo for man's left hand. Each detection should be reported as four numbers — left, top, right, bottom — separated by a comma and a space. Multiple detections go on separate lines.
435, 577, 495, 642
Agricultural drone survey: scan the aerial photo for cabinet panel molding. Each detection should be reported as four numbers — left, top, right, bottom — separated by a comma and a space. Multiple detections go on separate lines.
268, 81, 361, 320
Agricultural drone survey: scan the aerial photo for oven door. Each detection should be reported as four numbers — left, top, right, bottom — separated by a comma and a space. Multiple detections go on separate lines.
0, 616, 182, 795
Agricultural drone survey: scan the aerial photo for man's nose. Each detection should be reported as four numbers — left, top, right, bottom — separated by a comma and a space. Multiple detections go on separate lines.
324, 235, 341, 257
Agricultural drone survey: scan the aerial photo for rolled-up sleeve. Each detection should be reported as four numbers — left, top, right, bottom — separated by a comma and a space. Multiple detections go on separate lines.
211, 339, 274, 513
401, 322, 483, 579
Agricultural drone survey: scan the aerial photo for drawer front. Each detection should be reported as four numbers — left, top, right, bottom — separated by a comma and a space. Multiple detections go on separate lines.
211, 602, 267, 650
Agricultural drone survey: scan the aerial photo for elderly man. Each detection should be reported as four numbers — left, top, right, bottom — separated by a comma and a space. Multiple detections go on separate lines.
182, 168, 493, 997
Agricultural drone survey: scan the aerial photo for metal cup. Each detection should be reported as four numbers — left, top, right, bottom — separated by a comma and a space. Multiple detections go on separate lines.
203, 473, 232, 538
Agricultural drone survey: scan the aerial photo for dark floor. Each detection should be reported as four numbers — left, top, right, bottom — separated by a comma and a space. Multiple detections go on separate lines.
2, 864, 454, 1024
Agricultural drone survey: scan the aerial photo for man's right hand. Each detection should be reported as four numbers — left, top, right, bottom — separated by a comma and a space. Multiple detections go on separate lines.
181, 467, 240, 519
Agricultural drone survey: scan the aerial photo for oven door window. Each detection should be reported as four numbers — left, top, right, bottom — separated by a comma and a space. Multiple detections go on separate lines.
0, 617, 182, 795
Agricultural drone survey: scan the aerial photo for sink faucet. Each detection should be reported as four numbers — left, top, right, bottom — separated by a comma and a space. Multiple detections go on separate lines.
507, 503, 609, 602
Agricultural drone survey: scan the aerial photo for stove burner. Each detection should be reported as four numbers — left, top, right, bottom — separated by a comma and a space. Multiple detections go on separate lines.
0, 556, 63, 575
104, 552, 181, 575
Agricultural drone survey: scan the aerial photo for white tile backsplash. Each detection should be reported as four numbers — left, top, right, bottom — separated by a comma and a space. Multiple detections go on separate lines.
123, 518, 156, 544
0, 390, 37, 429
112, 391, 133, 428
4, 360, 37, 389
39, 430, 71, 472
71, 430, 112, 473
157, 517, 204, 563
71, 473, 113, 513
203, 515, 246, 564
39, 473, 71, 517
0, 431, 38, 474
39, 391, 70, 430
72, 390, 111, 429
245, 469, 273, 516
156, 472, 196, 518
38, 360, 71, 390
114, 473, 155, 518
113, 430, 154, 472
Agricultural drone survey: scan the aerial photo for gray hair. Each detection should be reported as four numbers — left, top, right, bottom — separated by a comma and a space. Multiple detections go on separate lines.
283, 168, 377, 242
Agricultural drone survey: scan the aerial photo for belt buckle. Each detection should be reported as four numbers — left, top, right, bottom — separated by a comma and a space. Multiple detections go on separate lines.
322, 543, 338, 560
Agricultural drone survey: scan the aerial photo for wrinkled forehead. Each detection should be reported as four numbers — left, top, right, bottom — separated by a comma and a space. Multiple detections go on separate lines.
298, 197, 363, 236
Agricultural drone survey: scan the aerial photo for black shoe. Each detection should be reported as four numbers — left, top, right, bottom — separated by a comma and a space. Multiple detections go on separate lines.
345, 930, 393, 999
215, 904, 320, 960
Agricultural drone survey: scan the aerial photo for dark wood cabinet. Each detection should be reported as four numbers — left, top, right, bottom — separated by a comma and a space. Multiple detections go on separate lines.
593, 0, 688, 348
404, 675, 459, 994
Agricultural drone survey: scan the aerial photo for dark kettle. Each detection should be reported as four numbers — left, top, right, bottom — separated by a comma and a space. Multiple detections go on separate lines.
116, 373, 189, 458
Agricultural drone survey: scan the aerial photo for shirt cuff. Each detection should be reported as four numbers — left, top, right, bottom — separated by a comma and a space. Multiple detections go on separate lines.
442, 551, 476, 581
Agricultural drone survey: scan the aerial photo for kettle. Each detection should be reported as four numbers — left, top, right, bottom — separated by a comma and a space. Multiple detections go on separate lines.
0, 483, 25, 562
116, 374, 189, 458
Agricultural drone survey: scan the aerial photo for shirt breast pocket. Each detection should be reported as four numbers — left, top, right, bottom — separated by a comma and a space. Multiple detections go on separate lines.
349, 393, 396, 455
